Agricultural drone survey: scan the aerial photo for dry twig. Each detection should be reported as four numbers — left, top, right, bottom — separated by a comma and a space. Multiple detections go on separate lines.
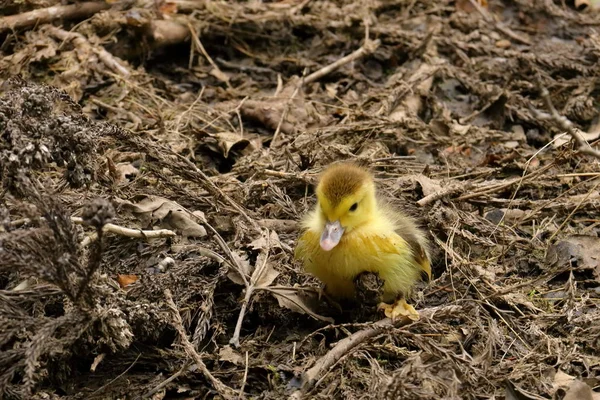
46, 26, 131, 77
0, 2, 110, 33
531, 75, 600, 160
165, 289, 237, 399
290, 305, 463, 399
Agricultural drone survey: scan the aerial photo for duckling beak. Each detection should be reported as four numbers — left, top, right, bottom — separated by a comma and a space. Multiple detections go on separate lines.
320, 220, 345, 251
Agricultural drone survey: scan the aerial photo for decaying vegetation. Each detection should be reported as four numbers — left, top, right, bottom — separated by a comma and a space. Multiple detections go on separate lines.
2, 0, 600, 398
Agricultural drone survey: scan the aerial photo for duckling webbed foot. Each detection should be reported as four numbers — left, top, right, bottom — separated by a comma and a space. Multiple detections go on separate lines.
378, 298, 420, 321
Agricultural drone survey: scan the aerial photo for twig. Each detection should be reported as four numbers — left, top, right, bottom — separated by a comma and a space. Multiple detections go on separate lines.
71, 217, 176, 247
188, 22, 230, 87
164, 289, 237, 399
304, 38, 380, 84
417, 184, 469, 207
139, 361, 191, 400
230, 229, 271, 347
270, 72, 306, 148
8, 216, 176, 246
455, 162, 554, 201
238, 351, 249, 399
89, 353, 141, 398
467, 0, 531, 45
531, 75, 600, 160
0, 2, 110, 33
289, 305, 462, 399
174, 153, 260, 231
46, 26, 131, 77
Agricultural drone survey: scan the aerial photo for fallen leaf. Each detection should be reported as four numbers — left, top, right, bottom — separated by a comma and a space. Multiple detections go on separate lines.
269, 287, 334, 323
158, 2, 177, 14
564, 380, 594, 400
249, 230, 282, 250
227, 252, 252, 285
545, 235, 600, 278
553, 370, 577, 389
256, 264, 280, 287
117, 274, 138, 288
116, 196, 207, 238
214, 132, 251, 159
413, 174, 443, 198
218, 345, 244, 365
209, 68, 230, 84
553, 130, 600, 148
162, 209, 207, 238
114, 163, 139, 184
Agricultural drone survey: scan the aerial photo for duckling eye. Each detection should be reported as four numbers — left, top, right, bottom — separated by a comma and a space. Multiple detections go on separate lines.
349, 203, 358, 212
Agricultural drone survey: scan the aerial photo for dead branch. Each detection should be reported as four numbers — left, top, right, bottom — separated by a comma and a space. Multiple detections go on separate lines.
304, 38, 380, 85
230, 229, 271, 347
9, 216, 176, 246
467, 0, 531, 45
165, 289, 237, 400
271, 72, 306, 147
531, 75, 600, 160
289, 305, 463, 399
0, 2, 111, 33
46, 26, 131, 78
417, 184, 468, 207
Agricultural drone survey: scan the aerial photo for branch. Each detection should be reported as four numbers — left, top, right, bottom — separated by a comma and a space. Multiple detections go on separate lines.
165, 289, 237, 399
304, 38, 380, 85
289, 305, 463, 399
46, 26, 131, 77
532, 74, 600, 160
0, 2, 111, 33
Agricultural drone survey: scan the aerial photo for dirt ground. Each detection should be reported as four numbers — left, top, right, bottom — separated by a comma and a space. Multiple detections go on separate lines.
2, 0, 600, 399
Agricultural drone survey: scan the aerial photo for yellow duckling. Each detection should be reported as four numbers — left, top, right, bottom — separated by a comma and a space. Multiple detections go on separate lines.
295, 162, 431, 320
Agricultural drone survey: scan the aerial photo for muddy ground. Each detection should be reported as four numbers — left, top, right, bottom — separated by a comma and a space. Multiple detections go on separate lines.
2, 0, 600, 399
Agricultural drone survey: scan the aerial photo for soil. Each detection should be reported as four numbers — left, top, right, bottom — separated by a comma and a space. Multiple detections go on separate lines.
2, 0, 600, 399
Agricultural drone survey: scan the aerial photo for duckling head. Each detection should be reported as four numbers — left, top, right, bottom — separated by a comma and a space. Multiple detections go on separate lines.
316, 163, 376, 251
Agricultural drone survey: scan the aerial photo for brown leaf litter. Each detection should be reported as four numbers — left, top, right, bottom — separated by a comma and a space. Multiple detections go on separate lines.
3, 0, 600, 399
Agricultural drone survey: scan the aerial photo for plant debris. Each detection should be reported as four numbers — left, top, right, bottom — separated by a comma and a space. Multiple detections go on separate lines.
2, 0, 600, 398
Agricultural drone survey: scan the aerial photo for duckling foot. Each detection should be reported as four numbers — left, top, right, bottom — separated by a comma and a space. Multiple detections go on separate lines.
377, 298, 420, 321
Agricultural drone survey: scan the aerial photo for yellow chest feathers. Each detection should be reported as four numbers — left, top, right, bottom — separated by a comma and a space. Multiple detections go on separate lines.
295, 213, 425, 302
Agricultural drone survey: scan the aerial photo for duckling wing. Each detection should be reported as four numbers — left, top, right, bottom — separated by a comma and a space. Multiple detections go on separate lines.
385, 209, 432, 281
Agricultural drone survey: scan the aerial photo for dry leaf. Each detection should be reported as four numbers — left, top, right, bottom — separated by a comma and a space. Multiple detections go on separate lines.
227, 251, 252, 285
117, 195, 207, 238
117, 274, 138, 288
413, 174, 443, 198
564, 380, 594, 400
546, 235, 600, 277
249, 230, 282, 250
114, 163, 139, 184
553, 130, 600, 148
256, 263, 280, 287
162, 209, 207, 238
210, 68, 230, 83
218, 345, 244, 365
158, 2, 177, 14
214, 132, 250, 159
269, 287, 334, 323
553, 370, 576, 389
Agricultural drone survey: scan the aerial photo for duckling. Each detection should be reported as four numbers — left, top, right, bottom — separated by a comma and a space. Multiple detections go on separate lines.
294, 162, 431, 320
